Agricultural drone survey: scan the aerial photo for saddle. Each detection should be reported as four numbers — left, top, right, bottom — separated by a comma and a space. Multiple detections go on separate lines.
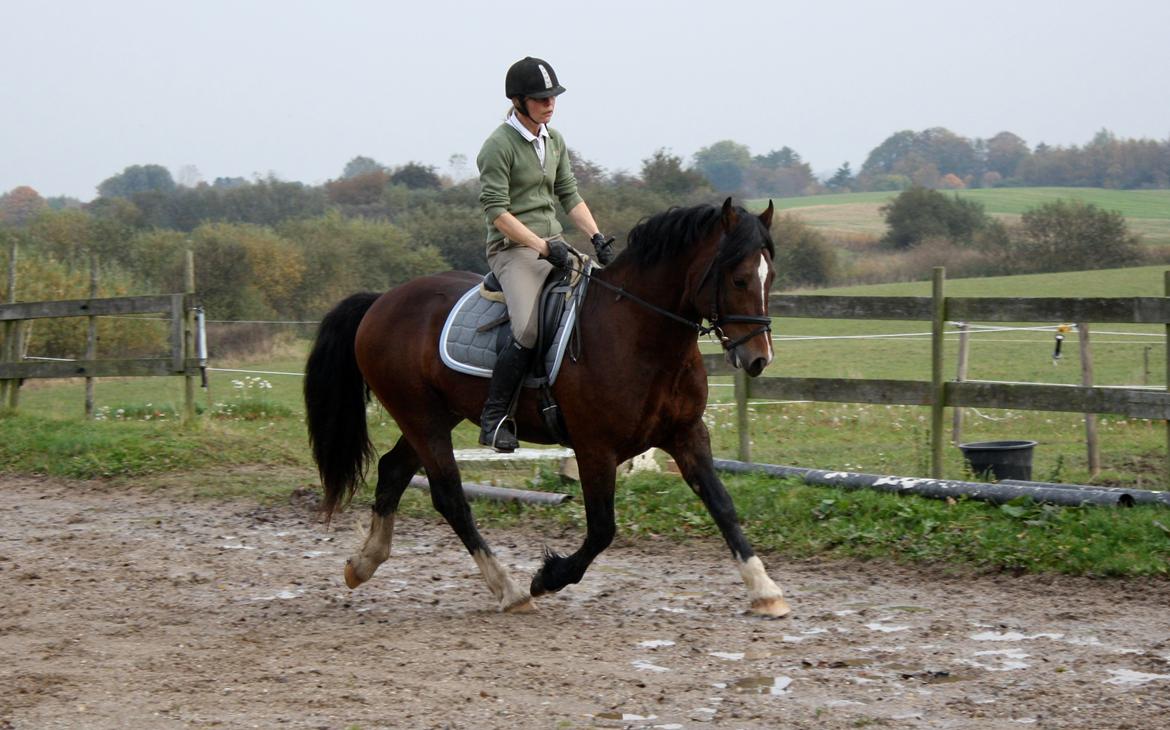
439, 259, 593, 445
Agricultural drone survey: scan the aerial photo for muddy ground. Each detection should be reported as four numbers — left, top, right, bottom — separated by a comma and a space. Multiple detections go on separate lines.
2, 475, 1170, 729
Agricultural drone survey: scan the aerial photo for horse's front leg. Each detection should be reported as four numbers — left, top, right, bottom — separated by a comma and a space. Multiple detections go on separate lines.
664, 420, 791, 618
530, 455, 616, 597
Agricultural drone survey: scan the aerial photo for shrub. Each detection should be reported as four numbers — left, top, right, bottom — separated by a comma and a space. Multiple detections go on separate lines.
1014, 199, 1142, 272
772, 215, 838, 288
879, 186, 990, 249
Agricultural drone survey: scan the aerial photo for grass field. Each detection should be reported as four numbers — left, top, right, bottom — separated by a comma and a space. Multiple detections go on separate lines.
750, 188, 1170, 246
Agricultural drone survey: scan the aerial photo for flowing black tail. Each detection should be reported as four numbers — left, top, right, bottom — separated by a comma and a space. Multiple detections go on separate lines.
304, 292, 380, 521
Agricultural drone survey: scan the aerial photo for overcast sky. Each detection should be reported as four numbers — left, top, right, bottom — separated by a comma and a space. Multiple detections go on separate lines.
4, 0, 1169, 201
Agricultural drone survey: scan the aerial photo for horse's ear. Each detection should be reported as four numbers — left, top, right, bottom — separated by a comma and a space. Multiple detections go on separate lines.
759, 200, 774, 230
721, 197, 738, 231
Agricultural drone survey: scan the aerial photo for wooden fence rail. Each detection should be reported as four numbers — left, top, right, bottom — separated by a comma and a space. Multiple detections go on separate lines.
707, 267, 1170, 481
0, 251, 202, 420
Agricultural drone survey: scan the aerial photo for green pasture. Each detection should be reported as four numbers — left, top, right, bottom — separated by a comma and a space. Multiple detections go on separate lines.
752, 188, 1170, 246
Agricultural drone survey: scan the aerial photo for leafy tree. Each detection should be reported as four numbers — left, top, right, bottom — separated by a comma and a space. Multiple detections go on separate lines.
861, 128, 977, 189
0, 186, 47, 226
97, 164, 176, 198
826, 163, 855, 192
326, 171, 389, 205
568, 149, 607, 189
342, 156, 385, 179
640, 148, 708, 196
396, 202, 486, 273
1015, 199, 1141, 271
693, 140, 752, 192
278, 213, 448, 318
983, 131, 1029, 180
389, 162, 442, 190
185, 222, 306, 321
754, 147, 801, 169
880, 186, 989, 249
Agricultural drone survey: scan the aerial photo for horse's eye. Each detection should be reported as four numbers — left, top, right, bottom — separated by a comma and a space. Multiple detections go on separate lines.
733, 278, 748, 290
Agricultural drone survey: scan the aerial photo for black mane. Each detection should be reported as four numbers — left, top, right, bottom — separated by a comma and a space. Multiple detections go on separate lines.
620, 203, 774, 269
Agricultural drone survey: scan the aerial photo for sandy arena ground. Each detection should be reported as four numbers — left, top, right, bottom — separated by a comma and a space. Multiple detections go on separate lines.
2, 474, 1169, 729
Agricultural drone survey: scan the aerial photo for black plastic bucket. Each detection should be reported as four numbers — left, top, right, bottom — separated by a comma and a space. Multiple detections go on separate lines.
958, 440, 1037, 481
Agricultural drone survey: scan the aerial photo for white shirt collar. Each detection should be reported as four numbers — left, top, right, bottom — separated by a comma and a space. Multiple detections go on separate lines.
507, 111, 549, 142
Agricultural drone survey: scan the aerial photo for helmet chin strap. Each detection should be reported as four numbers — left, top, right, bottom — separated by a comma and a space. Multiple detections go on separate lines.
513, 97, 533, 122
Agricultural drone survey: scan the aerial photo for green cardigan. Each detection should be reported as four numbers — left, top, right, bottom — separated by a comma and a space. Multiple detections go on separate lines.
477, 123, 584, 245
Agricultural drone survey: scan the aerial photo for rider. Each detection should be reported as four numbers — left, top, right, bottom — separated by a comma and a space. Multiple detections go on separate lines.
476, 56, 615, 452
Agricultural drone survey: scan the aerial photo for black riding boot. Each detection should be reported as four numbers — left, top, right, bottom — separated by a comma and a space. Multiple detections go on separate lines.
478, 338, 535, 452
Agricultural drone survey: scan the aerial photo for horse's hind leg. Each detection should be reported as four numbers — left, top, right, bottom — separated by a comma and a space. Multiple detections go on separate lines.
415, 432, 533, 613
344, 436, 420, 589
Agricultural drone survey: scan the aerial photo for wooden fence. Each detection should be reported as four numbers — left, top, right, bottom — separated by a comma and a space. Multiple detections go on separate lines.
704, 267, 1170, 481
0, 251, 203, 421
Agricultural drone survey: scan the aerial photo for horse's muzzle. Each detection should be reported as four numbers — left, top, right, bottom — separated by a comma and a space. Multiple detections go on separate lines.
725, 346, 771, 378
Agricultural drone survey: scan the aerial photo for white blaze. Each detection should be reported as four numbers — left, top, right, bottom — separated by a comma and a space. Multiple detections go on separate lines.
757, 256, 773, 363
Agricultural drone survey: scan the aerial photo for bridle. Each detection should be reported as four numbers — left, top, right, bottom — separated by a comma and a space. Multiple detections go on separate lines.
695, 245, 773, 351
566, 238, 773, 354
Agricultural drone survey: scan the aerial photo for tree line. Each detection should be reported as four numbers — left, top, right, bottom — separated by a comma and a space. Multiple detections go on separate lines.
0, 126, 1164, 358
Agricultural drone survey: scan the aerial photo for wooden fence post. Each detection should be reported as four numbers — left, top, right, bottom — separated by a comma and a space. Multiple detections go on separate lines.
951, 321, 970, 445
183, 250, 196, 425
1077, 323, 1100, 478
735, 367, 751, 462
2, 241, 16, 407
85, 253, 98, 419
1164, 271, 1170, 486
930, 267, 946, 478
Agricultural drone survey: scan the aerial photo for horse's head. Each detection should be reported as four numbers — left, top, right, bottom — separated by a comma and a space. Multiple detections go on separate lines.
701, 198, 775, 377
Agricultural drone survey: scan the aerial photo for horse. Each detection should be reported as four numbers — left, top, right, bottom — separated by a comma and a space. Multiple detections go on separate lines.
304, 197, 790, 617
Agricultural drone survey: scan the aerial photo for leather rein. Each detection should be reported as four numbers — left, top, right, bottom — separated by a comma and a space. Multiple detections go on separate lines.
565, 245, 772, 353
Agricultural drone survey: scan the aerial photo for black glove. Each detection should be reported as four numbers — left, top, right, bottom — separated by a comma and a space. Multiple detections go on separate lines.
541, 238, 572, 269
591, 233, 616, 266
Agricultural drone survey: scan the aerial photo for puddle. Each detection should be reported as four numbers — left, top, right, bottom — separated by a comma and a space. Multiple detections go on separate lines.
969, 631, 1063, 642
889, 664, 973, 684
969, 649, 1030, 671
637, 640, 675, 649
803, 658, 871, 669
250, 589, 302, 601
710, 651, 745, 661
1104, 668, 1170, 686
730, 675, 792, 695
865, 622, 912, 633
594, 711, 659, 722
631, 659, 671, 673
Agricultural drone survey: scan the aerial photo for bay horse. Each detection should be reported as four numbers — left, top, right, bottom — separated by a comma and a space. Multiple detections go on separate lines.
304, 198, 790, 617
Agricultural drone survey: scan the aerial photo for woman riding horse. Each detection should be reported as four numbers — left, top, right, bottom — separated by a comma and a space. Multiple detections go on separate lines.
476, 56, 615, 452
304, 193, 791, 617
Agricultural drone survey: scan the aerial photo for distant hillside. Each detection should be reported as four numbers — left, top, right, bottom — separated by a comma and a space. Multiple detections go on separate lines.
750, 188, 1170, 246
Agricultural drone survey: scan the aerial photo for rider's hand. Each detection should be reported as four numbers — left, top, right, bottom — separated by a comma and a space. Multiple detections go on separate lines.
590, 233, 616, 266
540, 238, 572, 270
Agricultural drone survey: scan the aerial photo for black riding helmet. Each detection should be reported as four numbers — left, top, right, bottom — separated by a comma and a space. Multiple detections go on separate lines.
505, 56, 566, 99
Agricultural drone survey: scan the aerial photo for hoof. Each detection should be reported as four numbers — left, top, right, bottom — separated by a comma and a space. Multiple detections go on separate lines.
343, 561, 364, 589
503, 596, 536, 613
751, 596, 792, 618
